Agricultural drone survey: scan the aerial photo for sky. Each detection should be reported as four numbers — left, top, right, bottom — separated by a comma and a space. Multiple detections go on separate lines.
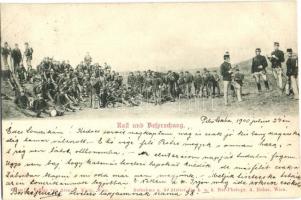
1, 1, 298, 71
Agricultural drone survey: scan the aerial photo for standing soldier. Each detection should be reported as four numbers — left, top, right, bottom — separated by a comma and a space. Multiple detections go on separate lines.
202, 68, 215, 98
152, 72, 163, 105
1, 42, 18, 91
184, 71, 193, 98
251, 48, 269, 93
193, 71, 203, 97
166, 70, 176, 100
90, 72, 99, 108
1, 42, 11, 70
127, 72, 136, 89
233, 68, 244, 98
11, 43, 23, 73
268, 42, 285, 89
84, 52, 92, 66
212, 70, 221, 97
286, 48, 298, 100
24, 42, 33, 68
177, 71, 185, 98
220, 53, 242, 105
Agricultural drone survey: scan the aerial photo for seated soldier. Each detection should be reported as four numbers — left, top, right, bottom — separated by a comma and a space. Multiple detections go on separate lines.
54, 87, 77, 113
32, 93, 50, 117
17, 64, 27, 84
184, 71, 194, 98
122, 87, 139, 106
41, 78, 56, 103
14, 89, 36, 117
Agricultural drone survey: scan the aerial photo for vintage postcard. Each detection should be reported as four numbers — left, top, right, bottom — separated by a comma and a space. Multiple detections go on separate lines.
1, 1, 300, 200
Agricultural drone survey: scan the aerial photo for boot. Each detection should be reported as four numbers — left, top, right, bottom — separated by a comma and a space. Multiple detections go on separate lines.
257, 83, 262, 92
264, 81, 269, 90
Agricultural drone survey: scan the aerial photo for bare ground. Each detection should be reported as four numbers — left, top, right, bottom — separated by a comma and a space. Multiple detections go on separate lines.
1, 68, 299, 120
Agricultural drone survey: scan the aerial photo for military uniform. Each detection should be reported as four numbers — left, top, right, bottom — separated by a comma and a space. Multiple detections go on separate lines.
193, 72, 203, 96
177, 73, 185, 97
151, 74, 163, 104
212, 71, 220, 97
184, 71, 193, 98
286, 49, 298, 99
84, 54, 92, 66
268, 42, 285, 88
220, 54, 242, 105
127, 73, 136, 89
1, 45, 11, 69
251, 49, 269, 92
166, 71, 177, 99
11, 47, 22, 73
24, 47, 33, 67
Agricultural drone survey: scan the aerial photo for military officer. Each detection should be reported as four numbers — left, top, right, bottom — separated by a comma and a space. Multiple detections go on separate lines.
268, 42, 285, 89
251, 48, 269, 92
286, 48, 298, 100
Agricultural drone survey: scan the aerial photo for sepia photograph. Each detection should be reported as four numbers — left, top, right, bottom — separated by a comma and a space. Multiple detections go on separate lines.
1, 2, 298, 119
1, 1, 301, 200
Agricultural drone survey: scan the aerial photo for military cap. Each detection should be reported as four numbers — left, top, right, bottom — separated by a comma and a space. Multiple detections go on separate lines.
287, 48, 293, 53
224, 54, 230, 59
274, 42, 279, 46
224, 51, 230, 55
256, 48, 261, 52
24, 42, 29, 45
196, 71, 200, 73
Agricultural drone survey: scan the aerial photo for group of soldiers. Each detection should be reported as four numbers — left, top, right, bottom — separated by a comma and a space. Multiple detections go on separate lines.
221, 42, 298, 105
0, 41, 299, 117
126, 68, 224, 103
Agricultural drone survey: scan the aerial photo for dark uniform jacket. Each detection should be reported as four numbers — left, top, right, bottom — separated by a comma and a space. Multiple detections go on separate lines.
233, 72, 244, 86
220, 61, 232, 81
1, 47, 11, 57
15, 95, 30, 109
11, 48, 22, 64
193, 75, 203, 88
270, 49, 285, 68
127, 75, 135, 87
286, 56, 298, 77
24, 47, 33, 60
251, 55, 268, 73
184, 73, 194, 83
135, 75, 144, 87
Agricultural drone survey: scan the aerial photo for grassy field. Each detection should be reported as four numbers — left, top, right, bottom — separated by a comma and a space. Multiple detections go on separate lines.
1, 59, 299, 119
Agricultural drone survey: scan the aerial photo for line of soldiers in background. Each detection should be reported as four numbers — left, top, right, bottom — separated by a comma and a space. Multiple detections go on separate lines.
1, 42, 33, 73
